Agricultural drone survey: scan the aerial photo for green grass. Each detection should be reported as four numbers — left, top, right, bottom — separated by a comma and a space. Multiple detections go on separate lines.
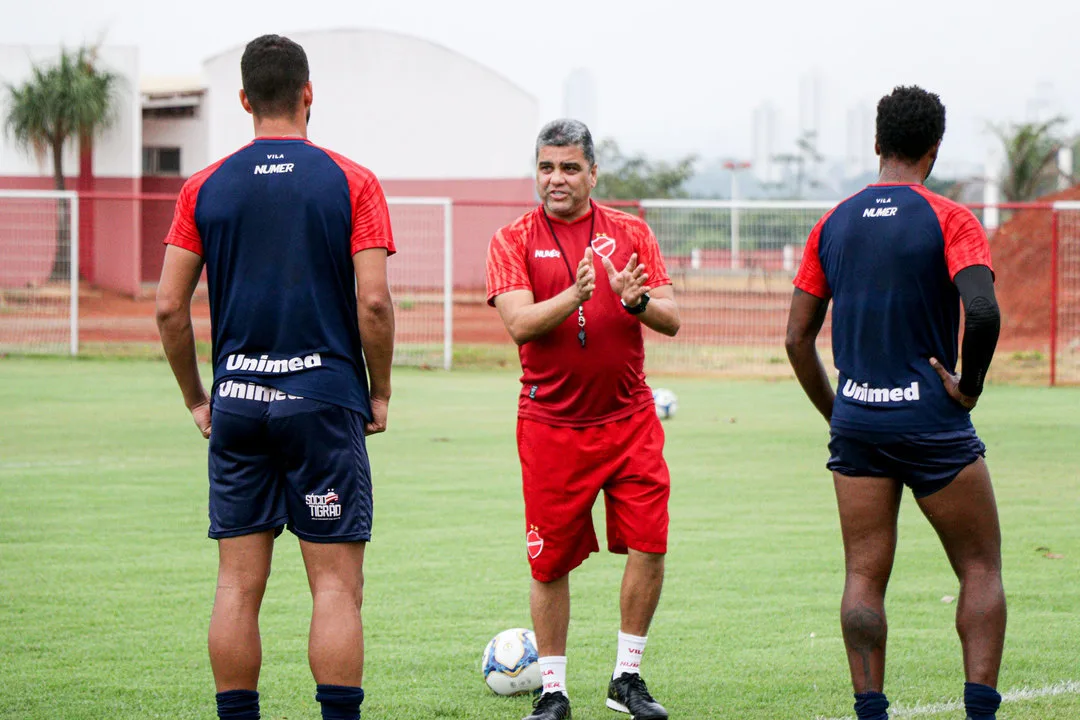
0, 358, 1077, 719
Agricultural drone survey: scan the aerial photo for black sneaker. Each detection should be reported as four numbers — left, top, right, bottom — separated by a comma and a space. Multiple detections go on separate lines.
606, 673, 668, 719
524, 691, 571, 720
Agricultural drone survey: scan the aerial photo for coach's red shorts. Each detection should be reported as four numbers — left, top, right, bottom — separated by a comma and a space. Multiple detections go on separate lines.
517, 405, 671, 582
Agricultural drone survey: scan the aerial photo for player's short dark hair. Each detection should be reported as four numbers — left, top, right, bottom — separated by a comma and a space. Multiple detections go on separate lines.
240, 34, 309, 118
536, 119, 595, 166
876, 86, 946, 163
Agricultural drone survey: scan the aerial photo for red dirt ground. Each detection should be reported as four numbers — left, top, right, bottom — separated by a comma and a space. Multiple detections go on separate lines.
989, 187, 1080, 349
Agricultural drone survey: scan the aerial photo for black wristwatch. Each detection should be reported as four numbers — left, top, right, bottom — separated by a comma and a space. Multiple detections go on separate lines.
622, 293, 650, 315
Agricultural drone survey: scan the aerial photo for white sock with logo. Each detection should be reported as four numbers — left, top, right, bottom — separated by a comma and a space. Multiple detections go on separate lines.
614, 631, 647, 679
538, 656, 568, 697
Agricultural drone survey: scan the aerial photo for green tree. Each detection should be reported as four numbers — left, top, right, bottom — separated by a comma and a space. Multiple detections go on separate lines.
593, 138, 696, 200
992, 117, 1069, 202
4, 46, 118, 279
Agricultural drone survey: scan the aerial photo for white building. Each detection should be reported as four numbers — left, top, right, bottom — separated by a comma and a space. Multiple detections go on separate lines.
0, 30, 541, 293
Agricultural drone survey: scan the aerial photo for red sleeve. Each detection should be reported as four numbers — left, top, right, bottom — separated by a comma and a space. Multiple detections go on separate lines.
793, 216, 831, 299
634, 223, 671, 290
913, 186, 993, 279
163, 177, 204, 256
317, 146, 395, 256
942, 206, 992, 279
349, 173, 395, 256
486, 225, 531, 306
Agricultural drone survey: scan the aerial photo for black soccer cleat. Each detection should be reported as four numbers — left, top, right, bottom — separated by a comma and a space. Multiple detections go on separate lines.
523, 691, 571, 720
606, 672, 668, 719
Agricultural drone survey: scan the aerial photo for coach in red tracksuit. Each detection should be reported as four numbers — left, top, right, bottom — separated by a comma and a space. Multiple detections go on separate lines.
485, 119, 680, 720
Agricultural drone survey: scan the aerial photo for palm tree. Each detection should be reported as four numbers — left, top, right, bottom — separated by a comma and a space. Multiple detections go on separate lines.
4, 46, 118, 280
992, 117, 1069, 202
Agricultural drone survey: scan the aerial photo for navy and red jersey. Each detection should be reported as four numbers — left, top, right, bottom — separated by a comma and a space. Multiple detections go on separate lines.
794, 183, 993, 436
486, 201, 671, 428
164, 137, 395, 420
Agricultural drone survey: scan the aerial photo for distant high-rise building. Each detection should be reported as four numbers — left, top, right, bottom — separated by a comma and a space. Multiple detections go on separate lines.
798, 71, 824, 189
845, 103, 876, 178
799, 71, 822, 138
752, 101, 778, 185
562, 68, 598, 133
1024, 79, 1068, 128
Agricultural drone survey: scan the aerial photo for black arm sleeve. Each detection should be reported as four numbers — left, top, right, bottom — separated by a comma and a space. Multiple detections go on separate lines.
953, 265, 1001, 397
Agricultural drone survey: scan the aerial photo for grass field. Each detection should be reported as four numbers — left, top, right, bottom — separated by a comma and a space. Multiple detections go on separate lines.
1, 358, 1078, 719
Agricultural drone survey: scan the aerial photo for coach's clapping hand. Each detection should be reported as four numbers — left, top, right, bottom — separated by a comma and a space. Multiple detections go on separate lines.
189, 399, 212, 439
929, 357, 978, 410
365, 396, 389, 436
574, 247, 596, 303
602, 252, 649, 307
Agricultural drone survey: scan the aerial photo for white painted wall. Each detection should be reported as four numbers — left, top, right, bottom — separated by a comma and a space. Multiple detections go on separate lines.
202, 29, 539, 179
0, 45, 140, 179
143, 111, 208, 178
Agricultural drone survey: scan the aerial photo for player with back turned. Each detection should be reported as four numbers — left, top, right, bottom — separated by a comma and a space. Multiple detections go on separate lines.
785, 86, 1005, 720
156, 34, 395, 720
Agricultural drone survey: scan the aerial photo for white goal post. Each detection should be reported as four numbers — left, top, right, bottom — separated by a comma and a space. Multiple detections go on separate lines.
0, 189, 79, 356
385, 197, 453, 370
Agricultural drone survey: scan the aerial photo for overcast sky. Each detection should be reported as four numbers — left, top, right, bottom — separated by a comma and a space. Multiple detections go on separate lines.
4, 0, 1078, 177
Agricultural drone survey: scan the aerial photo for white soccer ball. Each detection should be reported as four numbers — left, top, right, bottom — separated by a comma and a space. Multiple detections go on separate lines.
481, 628, 541, 696
652, 388, 678, 420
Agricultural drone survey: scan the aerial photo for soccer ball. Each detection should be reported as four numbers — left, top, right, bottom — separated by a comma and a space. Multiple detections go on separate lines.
481, 628, 541, 696
652, 388, 678, 420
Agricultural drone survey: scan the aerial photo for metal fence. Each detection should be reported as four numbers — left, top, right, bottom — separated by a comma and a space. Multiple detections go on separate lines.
1, 191, 1075, 385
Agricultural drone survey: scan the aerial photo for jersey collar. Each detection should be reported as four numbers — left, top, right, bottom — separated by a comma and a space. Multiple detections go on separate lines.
542, 199, 596, 226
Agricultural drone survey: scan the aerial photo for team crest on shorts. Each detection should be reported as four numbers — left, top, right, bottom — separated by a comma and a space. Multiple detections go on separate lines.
305, 488, 342, 520
590, 233, 616, 259
526, 527, 544, 559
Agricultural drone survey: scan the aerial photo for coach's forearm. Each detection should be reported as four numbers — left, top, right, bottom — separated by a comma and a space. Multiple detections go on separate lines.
358, 294, 395, 400
505, 286, 581, 345
637, 297, 680, 337
786, 342, 834, 422
156, 309, 208, 409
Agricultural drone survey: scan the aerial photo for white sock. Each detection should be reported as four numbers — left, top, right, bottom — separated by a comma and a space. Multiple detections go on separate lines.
538, 655, 567, 697
614, 631, 647, 678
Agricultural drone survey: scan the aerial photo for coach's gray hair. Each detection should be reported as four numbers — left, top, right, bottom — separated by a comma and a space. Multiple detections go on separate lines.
535, 119, 595, 166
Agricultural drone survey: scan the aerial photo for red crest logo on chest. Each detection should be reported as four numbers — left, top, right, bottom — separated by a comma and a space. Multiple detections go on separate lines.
590, 233, 616, 259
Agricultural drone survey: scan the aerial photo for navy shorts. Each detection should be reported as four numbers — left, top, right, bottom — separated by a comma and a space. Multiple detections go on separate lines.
208, 382, 372, 542
826, 427, 986, 498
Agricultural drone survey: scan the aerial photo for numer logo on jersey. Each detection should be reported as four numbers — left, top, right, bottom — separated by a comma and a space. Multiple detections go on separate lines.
253, 162, 295, 175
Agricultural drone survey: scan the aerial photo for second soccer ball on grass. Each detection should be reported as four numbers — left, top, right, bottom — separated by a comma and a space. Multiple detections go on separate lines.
652, 388, 678, 420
